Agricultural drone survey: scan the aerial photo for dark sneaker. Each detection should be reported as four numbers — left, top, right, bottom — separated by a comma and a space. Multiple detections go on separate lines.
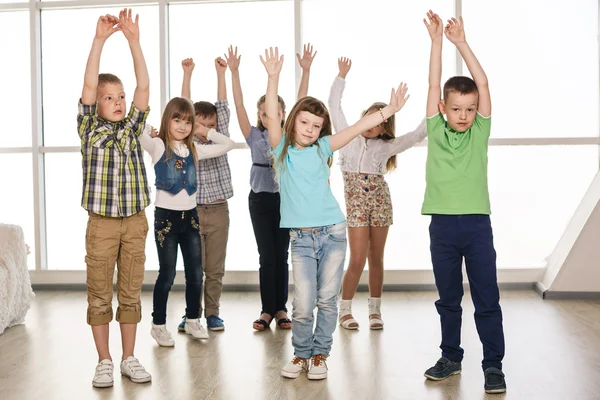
424, 357, 462, 380
484, 367, 506, 394
206, 315, 225, 331
177, 315, 186, 332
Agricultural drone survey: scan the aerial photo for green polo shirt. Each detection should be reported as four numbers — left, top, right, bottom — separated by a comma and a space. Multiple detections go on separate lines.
421, 113, 491, 215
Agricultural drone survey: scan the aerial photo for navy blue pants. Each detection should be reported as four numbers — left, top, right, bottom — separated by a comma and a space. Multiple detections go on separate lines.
429, 214, 505, 370
152, 207, 203, 325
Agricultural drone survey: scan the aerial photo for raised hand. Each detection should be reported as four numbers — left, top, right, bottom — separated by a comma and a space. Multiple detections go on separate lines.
215, 56, 227, 74
181, 58, 195, 74
423, 10, 443, 40
150, 127, 159, 138
337, 57, 352, 79
444, 16, 466, 45
95, 14, 120, 40
389, 82, 410, 112
296, 43, 317, 71
225, 45, 241, 71
119, 8, 140, 42
260, 47, 284, 77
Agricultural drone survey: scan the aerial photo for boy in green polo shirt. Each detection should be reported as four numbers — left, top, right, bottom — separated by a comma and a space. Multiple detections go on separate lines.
421, 11, 506, 394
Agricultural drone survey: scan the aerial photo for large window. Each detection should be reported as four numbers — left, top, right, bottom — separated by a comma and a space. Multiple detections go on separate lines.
1, 0, 598, 275
41, 6, 161, 147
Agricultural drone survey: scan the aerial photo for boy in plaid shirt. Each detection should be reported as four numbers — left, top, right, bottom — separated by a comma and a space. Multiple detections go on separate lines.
78, 9, 152, 388
177, 56, 233, 331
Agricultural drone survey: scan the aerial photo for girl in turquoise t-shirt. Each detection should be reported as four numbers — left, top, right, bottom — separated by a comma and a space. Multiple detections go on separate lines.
260, 47, 410, 380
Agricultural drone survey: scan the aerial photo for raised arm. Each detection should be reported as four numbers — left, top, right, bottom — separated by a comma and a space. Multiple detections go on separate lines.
181, 58, 194, 100
194, 126, 235, 159
382, 117, 428, 157
119, 8, 149, 111
330, 83, 410, 152
328, 57, 352, 133
81, 15, 120, 105
296, 43, 316, 100
138, 123, 165, 163
215, 56, 227, 101
445, 16, 491, 117
424, 10, 443, 118
226, 46, 252, 138
260, 47, 285, 149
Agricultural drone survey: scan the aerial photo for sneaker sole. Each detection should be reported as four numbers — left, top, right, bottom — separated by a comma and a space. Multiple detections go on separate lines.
92, 380, 114, 388
307, 372, 328, 380
121, 373, 151, 383
185, 326, 209, 339
281, 370, 303, 379
151, 331, 175, 347
485, 388, 507, 394
424, 370, 461, 381
177, 326, 185, 332
369, 325, 384, 330
208, 326, 225, 331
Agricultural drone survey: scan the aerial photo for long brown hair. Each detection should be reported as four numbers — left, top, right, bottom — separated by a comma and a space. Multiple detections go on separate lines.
257, 94, 286, 131
158, 97, 198, 165
276, 96, 333, 170
361, 102, 397, 173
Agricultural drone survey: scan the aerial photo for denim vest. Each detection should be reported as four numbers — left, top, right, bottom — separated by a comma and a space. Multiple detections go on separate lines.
154, 150, 197, 196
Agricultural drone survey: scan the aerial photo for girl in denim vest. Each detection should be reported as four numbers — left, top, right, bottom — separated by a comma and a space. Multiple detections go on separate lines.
139, 97, 234, 346
260, 48, 409, 380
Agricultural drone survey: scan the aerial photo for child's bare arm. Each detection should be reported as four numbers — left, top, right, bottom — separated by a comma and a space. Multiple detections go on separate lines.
226, 45, 252, 138
424, 10, 443, 118
181, 58, 194, 100
82, 14, 120, 105
216, 56, 227, 101
119, 8, 149, 111
260, 47, 284, 149
296, 43, 317, 100
328, 57, 351, 133
445, 16, 491, 117
330, 83, 410, 152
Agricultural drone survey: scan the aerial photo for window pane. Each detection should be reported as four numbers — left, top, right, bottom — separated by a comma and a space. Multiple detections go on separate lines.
41, 7, 160, 147
463, 0, 599, 138
167, 1, 295, 136
366, 145, 598, 270
302, 0, 456, 132
0, 154, 35, 268
0, 11, 31, 147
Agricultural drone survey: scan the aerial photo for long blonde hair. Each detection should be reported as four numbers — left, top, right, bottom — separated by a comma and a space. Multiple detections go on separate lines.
158, 97, 198, 165
276, 96, 333, 170
361, 102, 397, 173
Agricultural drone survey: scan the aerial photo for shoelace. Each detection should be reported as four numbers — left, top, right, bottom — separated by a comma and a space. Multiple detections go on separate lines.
311, 355, 326, 367
292, 357, 306, 366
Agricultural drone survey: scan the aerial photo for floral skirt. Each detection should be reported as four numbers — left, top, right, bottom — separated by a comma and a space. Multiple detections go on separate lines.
342, 171, 393, 227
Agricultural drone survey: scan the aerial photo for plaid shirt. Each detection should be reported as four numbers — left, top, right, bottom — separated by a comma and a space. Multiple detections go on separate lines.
195, 99, 234, 204
78, 100, 151, 217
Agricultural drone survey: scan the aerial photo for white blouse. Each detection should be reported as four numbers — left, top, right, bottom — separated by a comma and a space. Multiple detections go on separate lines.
328, 76, 427, 175
139, 125, 235, 210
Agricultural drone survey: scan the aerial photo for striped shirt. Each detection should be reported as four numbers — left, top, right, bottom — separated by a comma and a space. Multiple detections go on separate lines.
195, 99, 234, 204
78, 100, 151, 217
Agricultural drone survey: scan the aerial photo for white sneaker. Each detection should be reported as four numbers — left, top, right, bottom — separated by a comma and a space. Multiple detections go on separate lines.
281, 356, 308, 378
120, 356, 152, 383
185, 318, 209, 339
151, 323, 175, 347
92, 359, 114, 388
307, 354, 328, 380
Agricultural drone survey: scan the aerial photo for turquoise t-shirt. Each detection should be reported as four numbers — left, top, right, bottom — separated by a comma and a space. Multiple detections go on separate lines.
422, 113, 491, 215
272, 135, 345, 228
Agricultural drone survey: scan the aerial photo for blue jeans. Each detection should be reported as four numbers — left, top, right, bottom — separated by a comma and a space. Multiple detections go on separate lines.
152, 207, 203, 325
429, 214, 505, 370
290, 222, 347, 359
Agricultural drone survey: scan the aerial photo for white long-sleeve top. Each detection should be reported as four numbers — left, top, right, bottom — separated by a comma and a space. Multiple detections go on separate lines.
328, 76, 427, 175
139, 125, 235, 210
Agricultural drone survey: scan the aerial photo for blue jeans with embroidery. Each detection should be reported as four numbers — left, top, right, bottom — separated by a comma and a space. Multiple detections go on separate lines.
152, 207, 203, 325
290, 222, 347, 359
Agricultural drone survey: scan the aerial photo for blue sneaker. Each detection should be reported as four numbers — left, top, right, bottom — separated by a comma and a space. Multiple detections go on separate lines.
206, 315, 225, 331
177, 315, 186, 332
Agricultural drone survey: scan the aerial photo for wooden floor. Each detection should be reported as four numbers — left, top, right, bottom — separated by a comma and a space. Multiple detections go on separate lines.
0, 290, 599, 400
